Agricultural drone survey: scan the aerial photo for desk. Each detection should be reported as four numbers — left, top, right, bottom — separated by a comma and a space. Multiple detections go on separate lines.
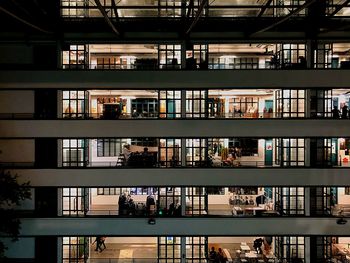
244, 207, 266, 216
240, 245, 251, 252
245, 252, 258, 263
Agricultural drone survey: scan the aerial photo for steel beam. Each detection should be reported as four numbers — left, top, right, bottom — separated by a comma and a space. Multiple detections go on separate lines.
330, 0, 350, 16
186, 0, 208, 35
257, 0, 273, 17
251, 0, 317, 36
111, 0, 119, 21
94, 0, 120, 36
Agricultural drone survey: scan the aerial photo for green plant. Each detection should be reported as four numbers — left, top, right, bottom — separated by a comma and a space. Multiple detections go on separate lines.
0, 170, 31, 258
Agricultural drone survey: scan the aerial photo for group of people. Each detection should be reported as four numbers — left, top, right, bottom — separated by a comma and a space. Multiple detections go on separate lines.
122, 145, 157, 167
229, 195, 256, 206
209, 247, 228, 263
332, 105, 350, 119
118, 193, 136, 215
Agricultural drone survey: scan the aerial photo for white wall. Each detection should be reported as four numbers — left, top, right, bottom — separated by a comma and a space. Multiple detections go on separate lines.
338, 237, 350, 244
337, 187, 350, 205
105, 237, 157, 244
209, 237, 259, 243
4, 119, 348, 138
0, 91, 34, 113
1, 238, 35, 258
0, 139, 35, 162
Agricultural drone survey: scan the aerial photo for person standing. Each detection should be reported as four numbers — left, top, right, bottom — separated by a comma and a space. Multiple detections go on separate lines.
341, 104, 348, 119
332, 106, 340, 119
209, 247, 217, 263
217, 248, 227, 263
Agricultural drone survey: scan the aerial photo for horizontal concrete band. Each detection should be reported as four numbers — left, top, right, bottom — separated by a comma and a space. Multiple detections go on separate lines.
1, 70, 350, 89
12, 168, 350, 186
1, 120, 350, 138
18, 217, 350, 236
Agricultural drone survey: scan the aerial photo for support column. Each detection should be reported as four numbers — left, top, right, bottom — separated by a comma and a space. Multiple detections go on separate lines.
181, 90, 187, 118
57, 237, 63, 263
181, 138, 187, 167
181, 187, 186, 216
181, 41, 187, 70
305, 187, 311, 216
181, 236, 186, 263
57, 188, 63, 216
57, 41, 62, 69
305, 89, 311, 118
305, 138, 311, 167
304, 237, 311, 263
306, 40, 314, 69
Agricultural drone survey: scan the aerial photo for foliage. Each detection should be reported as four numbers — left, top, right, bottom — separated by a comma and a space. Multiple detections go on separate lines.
0, 170, 31, 258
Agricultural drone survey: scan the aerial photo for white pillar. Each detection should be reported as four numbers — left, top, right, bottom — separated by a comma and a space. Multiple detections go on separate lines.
304, 187, 310, 216
305, 138, 310, 167
304, 237, 311, 263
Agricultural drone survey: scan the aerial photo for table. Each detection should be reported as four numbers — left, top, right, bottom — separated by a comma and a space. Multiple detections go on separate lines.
244, 207, 266, 216
240, 245, 251, 252
245, 252, 258, 263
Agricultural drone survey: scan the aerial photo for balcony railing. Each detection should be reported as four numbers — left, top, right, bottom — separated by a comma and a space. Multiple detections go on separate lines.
3, 160, 350, 169
4, 112, 349, 120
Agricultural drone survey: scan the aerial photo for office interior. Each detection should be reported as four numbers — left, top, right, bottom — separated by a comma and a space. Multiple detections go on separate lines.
60, 89, 350, 120
60, 0, 350, 18
60, 186, 350, 218
62, 236, 304, 263
59, 136, 350, 168
61, 43, 350, 70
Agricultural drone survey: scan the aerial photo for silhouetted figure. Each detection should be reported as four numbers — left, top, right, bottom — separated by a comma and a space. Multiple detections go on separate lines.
253, 238, 264, 254
209, 247, 217, 263
342, 105, 348, 119
332, 106, 340, 119
217, 248, 227, 263
298, 56, 307, 68
93, 236, 104, 252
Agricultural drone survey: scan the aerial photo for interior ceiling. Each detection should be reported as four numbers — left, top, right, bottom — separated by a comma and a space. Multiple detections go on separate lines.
88, 43, 350, 54
333, 43, 350, 52
89, 44, 158, 53
89, 89, 276, 96
88, 44, 275, 54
